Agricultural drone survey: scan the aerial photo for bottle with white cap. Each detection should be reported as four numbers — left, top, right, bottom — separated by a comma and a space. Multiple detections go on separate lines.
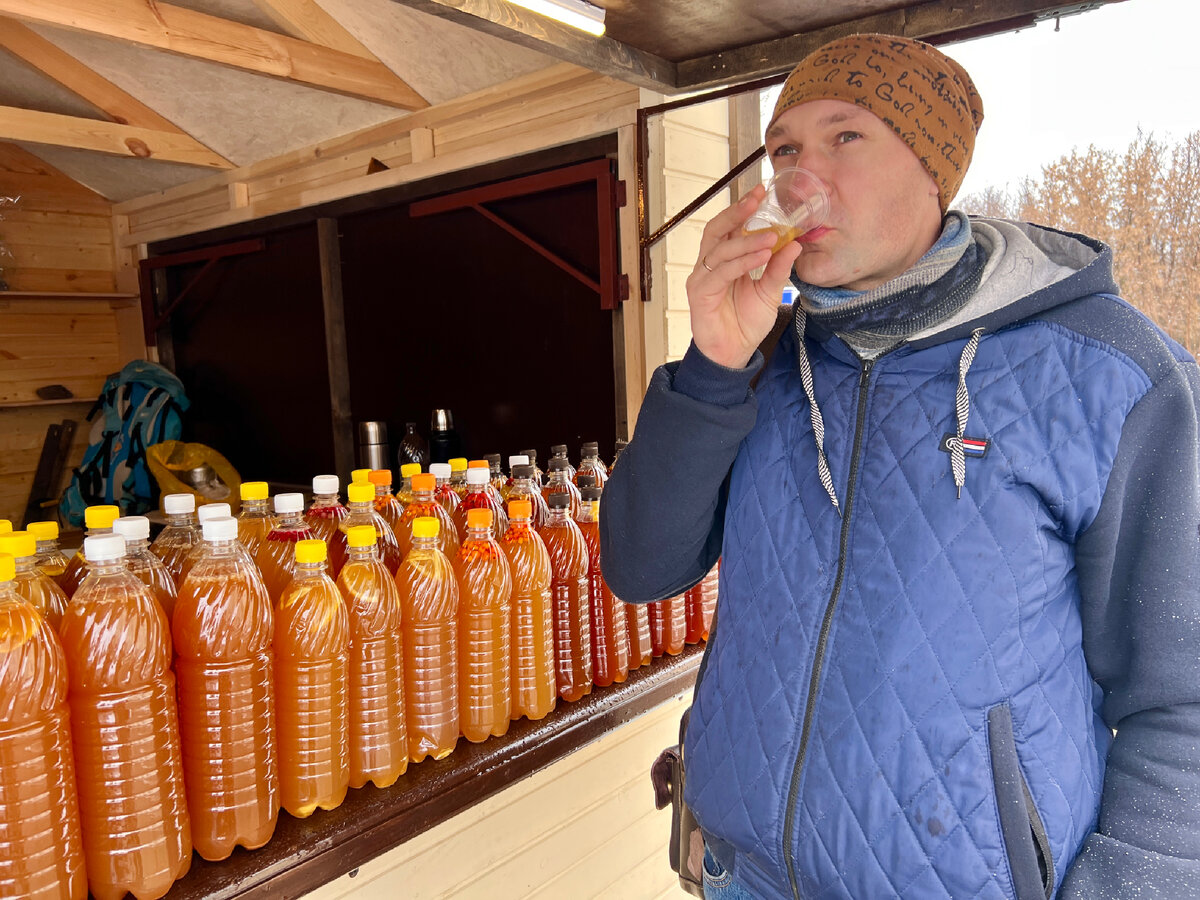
60, 533, 192, 900
507, 464, 549, 530
150, 493, 200, 588
451, 467, 508, 546
428, 462, 459, 515
113, 516, 179, 625
256, 493, 315, 605
0, 529, 69, 632
305, 475, 349, 578
175, 516, 278, 860
177, 503, 239, 583
502, 454, 530, 501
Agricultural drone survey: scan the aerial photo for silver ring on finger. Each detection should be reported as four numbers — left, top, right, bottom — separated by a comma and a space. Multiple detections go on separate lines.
701, 256, 715, 272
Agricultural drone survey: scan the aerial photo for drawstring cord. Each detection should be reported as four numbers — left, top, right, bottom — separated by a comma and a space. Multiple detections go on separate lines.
794, 308, 841, 514
946, 328, 986, 499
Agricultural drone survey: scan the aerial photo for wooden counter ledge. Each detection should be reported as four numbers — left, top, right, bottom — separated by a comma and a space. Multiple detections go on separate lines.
167, 643, 704, 899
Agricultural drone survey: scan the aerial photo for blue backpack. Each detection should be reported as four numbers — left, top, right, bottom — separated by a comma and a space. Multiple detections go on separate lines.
60, 360, 189, 526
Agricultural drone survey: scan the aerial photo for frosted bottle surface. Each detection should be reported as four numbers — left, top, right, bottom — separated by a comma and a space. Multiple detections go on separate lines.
454, 510, 513, 742
0, 566, 87, 900
0, 532, 69, 633
576, 492, 629, 688
501, 500, 555, 721
174, 519, 278, 861
650, 593, 687, 657
337, 527, 407, 789
539, 497, 592, 702
395, 518, 459, 763
60, 536, 192, 900
685, 561, 719, 644
274, 540, 350, 817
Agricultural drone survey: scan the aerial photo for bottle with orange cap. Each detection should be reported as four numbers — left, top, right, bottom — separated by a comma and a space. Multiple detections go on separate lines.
0, 551, 87, 900
453, 464, 508, 544
447, 458, 469, 500
256, 493, 314, 604
59, 504, 120, 597
396, 463, 422, 509
576, 485, 629, 687
175, 516, 278, 860
342, 482, 402, 575
113, 516, 179, 625
501, 498, 555, 721
338, 524, 407, 789
397, 472, 460, 561
237, 481, 275, 557
306, 475, 349, 578
540, 493, 592, 702
368, 469, 404, 532
274, 538, 350, 817
429, 462, 460, 515
396, 516, 459, 763
454, 508, 513, 742
0, 530, 69, 632
61, 533, 192, 900
149, 493, 200, 587
26, 520, 70, 589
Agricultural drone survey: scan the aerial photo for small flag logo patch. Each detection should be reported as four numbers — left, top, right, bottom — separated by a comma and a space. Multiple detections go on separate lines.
939, 433, 990, 458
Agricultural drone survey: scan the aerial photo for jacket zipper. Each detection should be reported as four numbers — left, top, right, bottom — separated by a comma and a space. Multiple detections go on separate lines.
783, 358, 874, 900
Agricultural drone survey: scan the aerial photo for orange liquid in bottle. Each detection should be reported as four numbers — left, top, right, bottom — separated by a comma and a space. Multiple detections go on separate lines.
576, 497, 629, 688
150, 520, 199, 589
650, 593, 687, 657
174, 529, 278, 860
306, 480, 349, 579
626, 601, 653, 670
685, 561, 719, 644
275, 540, 349, 817
538, 498, 592, 702
28, 523, 70, 591
120, 532, 180, 627
343, 484, 404, 576
0, 573, 87, 900
398, 474, 461, 561
337, 530, 407, 789
454, 509, 513, 742
256, 496, 314, 605
502, 501, 555, 721
396, 518, 459, 763
0, 533, 69, 633
369, 471, 404, 534
60, 539, 192, 900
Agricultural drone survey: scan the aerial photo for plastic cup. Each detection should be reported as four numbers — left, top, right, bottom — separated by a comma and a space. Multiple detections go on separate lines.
743, 167, 829, 276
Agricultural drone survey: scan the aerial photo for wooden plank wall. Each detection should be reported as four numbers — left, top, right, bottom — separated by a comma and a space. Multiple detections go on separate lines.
307, 691, 690, 900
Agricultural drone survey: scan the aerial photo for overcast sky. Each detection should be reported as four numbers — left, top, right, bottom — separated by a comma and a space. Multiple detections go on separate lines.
946, 0, 1200, 198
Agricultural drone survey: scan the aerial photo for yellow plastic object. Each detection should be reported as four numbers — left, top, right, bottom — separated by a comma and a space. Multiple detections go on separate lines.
240, 481, 269, 501
0, 553, 13, 582
295, 539, 327, 564
448, 458, 467, 473
347, 483, 374, 504
26, 521, 59, 541
84, 505, 120, 529
0, 532, 36, 559
147, 440, 242, 511
346, 525, 377, 549
350, 469, 371, 484
0, 521, 11, 534
400, 464, 422, 478
412, 517, 439, 539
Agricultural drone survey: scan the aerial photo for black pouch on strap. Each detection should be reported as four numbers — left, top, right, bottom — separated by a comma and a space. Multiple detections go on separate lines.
651, 707, 705, 896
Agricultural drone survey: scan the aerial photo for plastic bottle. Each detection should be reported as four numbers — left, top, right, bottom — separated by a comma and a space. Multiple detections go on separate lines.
342, 482, 403, 575
113, 516, 179, 626
501, 499, 555, 721
397, 463, 422, 509
685, 561, 720, 644
454, 508, 513, 742
626, 600, 653, 671
611, 438, 628, 471
519, 448, 544, 489
178, 503, 245, 583
0, 531, 69, 632
508, 463, 549, 530
0, 552, 87, 900
149, 493, 200, 587
174, 516, 278, 860
274, 538, 350, 817
350, 468, 371, 485
306, 475, 349, 578
395, 517, 459, 763
338, 525, 407, 789
454, 467, 508, 545
397, 422, 429, 469
429, 462, 460, 515
26, 520, 70, 590
368, 469, 404, 532
501, 454, 529, 501
60, 533, 192, 900
575, 441, 609, 487
650, 592, 687, 657
549, 444, 576, 481
237, 481, 275, 557
485, 453, 506, 497
397, 473, 461, 561
540, 493, 592, 701
447, 457, 469, 500
59, 504, 119, 597
257, 493, 314, 605
543, 458, 582, 520
576, 486, 629, 687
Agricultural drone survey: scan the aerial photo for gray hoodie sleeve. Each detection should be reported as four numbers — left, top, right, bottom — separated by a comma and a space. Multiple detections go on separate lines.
1061, 356, 1200, 897
599, 341, 762, 603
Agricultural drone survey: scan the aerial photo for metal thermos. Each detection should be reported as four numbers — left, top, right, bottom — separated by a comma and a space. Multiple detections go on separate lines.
358, 421, 390, 471
429, 408, 461, 464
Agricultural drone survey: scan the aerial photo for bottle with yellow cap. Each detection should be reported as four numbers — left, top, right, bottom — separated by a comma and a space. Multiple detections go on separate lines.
396, 463, 422, 509
59, 504, 120, 597
0, 530, 69, 632
175, 516, 278, 859
368, 469, 403, 532
397, 473, 460, 562
454, 508, 513, 742
395, 516, 459, 763
501, 499, 555, 721
447, 458, 469, 500
337, 524, 407, 789
150, 493, 200, 587
350, 468, 371, 486
576, 486, 629, 688
453, 466, 508, 545
61, 533, 192, 900
275, 538, 349, 816
541, 492, 592, 702
113, 516, 179, 625
237, 481, 275, 557
342, 482, 402, 575
26, 520, 70, 589
305, 476, 349, 578
0, 552, 87, 900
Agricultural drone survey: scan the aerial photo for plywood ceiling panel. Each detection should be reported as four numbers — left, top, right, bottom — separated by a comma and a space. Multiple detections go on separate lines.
14, 142, 211, 202
0, 49, 108, 121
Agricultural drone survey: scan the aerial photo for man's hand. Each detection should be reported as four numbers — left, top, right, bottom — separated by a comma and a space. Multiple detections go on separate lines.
686, 185, 805, 369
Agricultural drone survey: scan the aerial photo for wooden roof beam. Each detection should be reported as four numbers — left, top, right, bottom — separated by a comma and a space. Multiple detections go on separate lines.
0, 0, 429, 110
0, 106, 234, 168
250, 0, 377, 60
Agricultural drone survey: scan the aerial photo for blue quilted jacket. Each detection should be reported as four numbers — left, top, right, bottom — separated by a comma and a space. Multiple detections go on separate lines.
601, 221, 1200, 898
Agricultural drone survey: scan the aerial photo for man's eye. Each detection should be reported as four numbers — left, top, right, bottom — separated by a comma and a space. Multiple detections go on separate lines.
770, 144, 797, 158
836, 131, 862, 144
